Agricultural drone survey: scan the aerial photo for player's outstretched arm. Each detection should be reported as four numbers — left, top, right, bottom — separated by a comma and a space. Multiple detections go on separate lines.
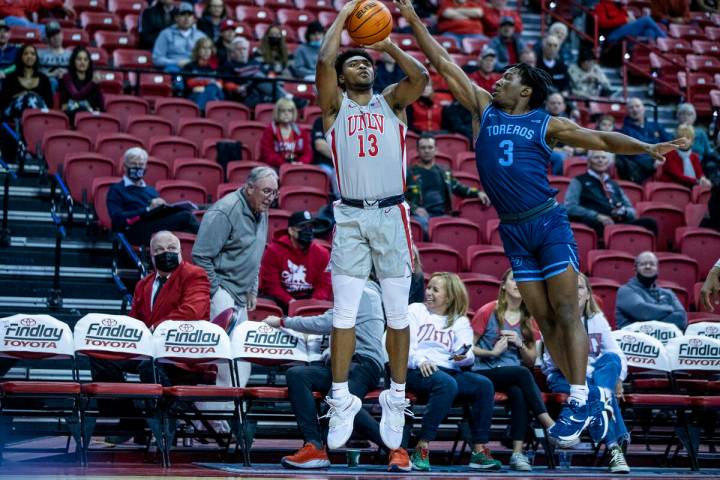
395, 0, 490, 115
547, 116, 690, 162
366, 38, 428, 110
316, 0, 359, 116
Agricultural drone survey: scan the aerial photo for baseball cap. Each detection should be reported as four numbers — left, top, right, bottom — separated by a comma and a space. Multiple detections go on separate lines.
45, 21, 62, 37
176, 2, 194, 14
500, 15, 515, 26
0, 20, 9, 31
481, 46, 497, 58
220, 19, 236, 32
288, 210, 315, 228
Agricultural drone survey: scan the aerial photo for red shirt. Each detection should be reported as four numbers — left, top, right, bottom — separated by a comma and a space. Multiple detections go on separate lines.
0, 0, 62, 17
437, 0, 487, 35
482, 7, 523, 37
410, 97, 444, 132
259, 122, 312, 168
470, 70, 501, 92
594, 0, 629, 31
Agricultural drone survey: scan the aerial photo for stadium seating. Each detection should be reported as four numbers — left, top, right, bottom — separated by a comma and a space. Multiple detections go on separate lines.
104, 95, 150, 129
457, 198, 498, 238
206, 101, 252, 135
95, 133, 145, 163
139, 73, 173, 97
74, 112, 123, 145
570, 222, 597, 269
22, 109, 69, 156
676, 227, 720, 278
148, 136, 199, 164
461, 274, 502, 311
604, 224, 655, 256
428, 217, 482, 257
684, 203, 709, 228
587, 249, 635, 282
656, 252, 699, 298
63, 153, 116, 206
156, 179, 208, 205
91, 176, 121, 229
635, 202, 685, 251
277, 186, 328, 212
466, 245, 508, 278
143, 157, 171, 185
41, 130, 93, 176
616, 180, 644, 205
177, 118, 225, 152
588, 277, 621, 328
417, 244, 463, 274
173, 159, 224, 202
153, 98, 201, 131
126, 115, 174, 146
278, 163, 329, 191
227, 161, 269, 183
644, 181, 692, 209
228, 121, 267, 160
548, 176, 571, 203
216, 182, 242, 200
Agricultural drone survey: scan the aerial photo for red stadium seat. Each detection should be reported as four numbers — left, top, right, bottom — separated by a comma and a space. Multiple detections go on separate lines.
206, 101, 251, 135
95, 69, 124, 94
676, 227, 720, 278
302, 105, 322, 124
549, 176, 571, 203
92, 176, 121, 229
295, 0, 334, 13
656, 252, 699, 296
63, 153, 116, 205
562, 157, 588, 178
570, 222, 597, 269
88, 46, 111, 66
278, 186, 328, 212
587, 277, 621, 328
457, 199, 497, 238
138, 72, 172, 97
228, 121, 267, 159
418, 244, 463, 274
390, 33, 418, 51
455, 151, 476, 174
279, 163, 329, 191
156, 179, 207, 205
173, 232, 196, 264
216, 182, 242, 200
649, 52, 684, 97
668, 23, 704, 41
172, 159, 224, 202
63, 28, 90, 47
684, 203, 708, 228
253, 102, 276, 123
462, 274, 502, 311
149, 136, 198, 165
635, 202, 685, 250
588, 101, 625, 123
176, 118, 224, 152
69, 0, 107, 13
461, 37, 487, 55
112, 48, 152, 68
284, 81, 315, 102
678, 72, 715, 117
268, 209, 292, 240
277, 9, 316, 26
249, 298, 284, 320
604, 224, 655, 256
466, 245, 508, 278
692, 40, 720, 56
143, 157, 171, 185
126, 115, 173, 146
74, 112, 122, 145
453, 172, 481, 191
235, 5, 276, 24
428, 217, 482, 257
434, 133, 471, 159
95, 133, 144, 164
41, 131, 92, 176
108, 0, 144, 15
257, 0, 295, 8
80, 11, 121, 34
706, 25, 720, 41
104, 95, 150, 129
410, 218, 423, 243
616, 180, 644, 205
587, 249, 636, 283
94, 31, 137, 52
227, 161, 269, 183
686, 55, 720, 75
21, 109, 68, 156
485, 218, 501, 245
287, 299, 333, 317
657, 37, 692, 55
153, 98, 200, 132
409, 152, 453, 169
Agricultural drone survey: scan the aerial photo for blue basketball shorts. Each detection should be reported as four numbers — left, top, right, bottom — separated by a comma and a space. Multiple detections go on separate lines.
498, 206, 580, 283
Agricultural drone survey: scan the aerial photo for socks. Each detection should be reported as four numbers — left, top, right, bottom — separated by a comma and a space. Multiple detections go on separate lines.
331, 381, 349, 400
389, 380, 406, 401
569, 384, 589, 406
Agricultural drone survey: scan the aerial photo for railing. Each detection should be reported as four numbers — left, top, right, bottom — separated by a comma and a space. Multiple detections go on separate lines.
621, 38, 684, 101
112, 232, 146, 314
540, 0, 600, 56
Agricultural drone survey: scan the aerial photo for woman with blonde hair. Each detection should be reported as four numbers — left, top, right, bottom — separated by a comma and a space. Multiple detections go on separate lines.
405, 272, 500, 471
181, 37, 224, 111
471, 269, 554, 471
660, 124, 712, 188
259, 97, 312, 168
542, 273, 630, 473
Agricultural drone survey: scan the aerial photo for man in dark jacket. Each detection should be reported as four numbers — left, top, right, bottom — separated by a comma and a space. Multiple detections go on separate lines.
536, 33, 570, 94
406, 135, 490, 237
140, 0, 177, 49
617, 98, 670, 184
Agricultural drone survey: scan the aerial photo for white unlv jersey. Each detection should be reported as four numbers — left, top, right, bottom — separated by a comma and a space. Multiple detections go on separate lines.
326, 93, 407, 200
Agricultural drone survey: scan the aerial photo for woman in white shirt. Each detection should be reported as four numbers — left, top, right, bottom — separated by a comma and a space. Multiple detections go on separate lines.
406, 272, 500, 472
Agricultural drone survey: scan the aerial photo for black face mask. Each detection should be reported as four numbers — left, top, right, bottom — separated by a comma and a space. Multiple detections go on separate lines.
636, 273, 657, 288
297, 226, 314, 249
268, 36, 281, 47
127, 167, 145, 181
154, 251, 180, 272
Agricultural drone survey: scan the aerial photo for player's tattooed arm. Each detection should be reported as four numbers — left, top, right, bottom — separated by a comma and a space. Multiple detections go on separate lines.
547, 116, 690, 162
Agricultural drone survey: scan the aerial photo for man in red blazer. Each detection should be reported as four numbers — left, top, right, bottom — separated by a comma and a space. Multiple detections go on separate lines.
91, 230, 211, 444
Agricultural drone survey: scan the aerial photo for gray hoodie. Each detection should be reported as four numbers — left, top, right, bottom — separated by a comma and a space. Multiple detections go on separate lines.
192, 189, 268, 306
283, 281, 386, 369
615, 277, 687, 330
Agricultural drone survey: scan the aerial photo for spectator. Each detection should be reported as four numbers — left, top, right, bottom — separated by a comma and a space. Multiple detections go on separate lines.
107, 147, 200, 245
215, 19, 236, 66
37, 21, 69, 90
152, 2, 207, 72
651, 0, 690, 24
518, 47, 536, 67
568, 48, 613, 98
258, 23, 289, 77
263, 279, 411, 471
543, 273, 631, 474
259, 97, 312, 168
488, 16, 527, 71
595, 0, 666, 43
182, 37, 224, 111
259, 210, 332, 310
374, 51, 407, 93
90, 230, 211, 444
616, 251, 687, 330
695, 0, 720, 13
471, 270, 555, 472
0, 0, 72, 35
197, 0, 227, 41
222, 36, 287, 108
536, 34, 570, 94
436, 0, 488, 44
406, 135, 490, 237
596, 114, 616, 132
676, 103, 717, 163
406, 272, 501, 471
140, 0, 176, 49
0, 45, 52, 123
470, 46, 501, 92
192, 166, 278, 387
481, 0, 523, 38
409, 81, 444, 133
617, 97, 670, 184
660, 124, 712, 188
565, 150, 658, 238
545, 92, 578, 174
291, 21, 324, 81
441, 99, 473, 143
59, 46, 104, 122
310, 116, 340, 199
534, 22, 572, 65
0, 20, 19, 77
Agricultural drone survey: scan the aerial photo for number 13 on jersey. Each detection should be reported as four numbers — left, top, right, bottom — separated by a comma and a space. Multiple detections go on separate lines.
498, 139, 514, 166
357, 134, 378, 158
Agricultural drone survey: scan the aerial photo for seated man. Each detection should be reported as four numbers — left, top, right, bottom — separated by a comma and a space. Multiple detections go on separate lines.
565, 150, 657, 239
90, 231, 211, 443
259, 210, 332, 311
262, 279, 411, 471
616, 251, 687, 330
106, 147, 199, 246
617, 98, 670, 184
152, 2, 207, 72
406, 134, 490, 237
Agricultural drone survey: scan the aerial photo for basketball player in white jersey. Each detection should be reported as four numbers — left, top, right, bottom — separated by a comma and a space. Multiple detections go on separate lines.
316, 0, 429, 452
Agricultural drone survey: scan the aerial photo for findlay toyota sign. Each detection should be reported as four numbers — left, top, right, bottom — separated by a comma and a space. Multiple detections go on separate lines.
242, 322, 299, 356
677, 338, 720, 367
4, 318, 63, 349
164, 323, 221, 354
619, 334, 661, 365
84, 317, 144, 349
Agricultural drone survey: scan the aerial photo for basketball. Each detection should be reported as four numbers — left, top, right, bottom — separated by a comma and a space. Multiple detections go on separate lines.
346, 0, 393, 46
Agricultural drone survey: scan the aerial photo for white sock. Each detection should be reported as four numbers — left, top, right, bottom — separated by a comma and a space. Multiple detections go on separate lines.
569, 384, 589, 406
331, 381, 349, 400
389, 380, 406, 401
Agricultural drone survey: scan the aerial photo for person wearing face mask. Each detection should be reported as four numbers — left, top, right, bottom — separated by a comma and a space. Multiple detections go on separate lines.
259, 210, 332, 311
615, 251, 687, 330
106, 147, 200, 246
292, 21, 325, 81
660, 124, 713, 188
258, 23, 289, 76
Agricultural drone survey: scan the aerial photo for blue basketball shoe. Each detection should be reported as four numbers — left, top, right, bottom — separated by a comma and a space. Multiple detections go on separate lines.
587, 386, 611, 444
548, 400, 591, 448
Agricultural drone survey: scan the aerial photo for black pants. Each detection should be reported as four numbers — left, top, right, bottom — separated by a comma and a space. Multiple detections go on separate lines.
285, 357, 383, 449
123, 210, 199, 246
476, 366, 547, 442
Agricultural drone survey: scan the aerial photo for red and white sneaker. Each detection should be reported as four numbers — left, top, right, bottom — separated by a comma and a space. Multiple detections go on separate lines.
281, 443, 331, 469
387, 448, 411, 472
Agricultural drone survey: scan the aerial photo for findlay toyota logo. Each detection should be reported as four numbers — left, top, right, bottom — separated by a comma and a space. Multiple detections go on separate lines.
101, 318, 117, 327
619, 335, 660, 363
622, 335, 637, 343
678, 338, 720, 366
20, 318, 36, 327
689, 338, 703, 347
164, 323, 220, 354
179, 323, 194, 332
243, 323, 299, 355
258, 323, 273, 334
5, 318, 63, 349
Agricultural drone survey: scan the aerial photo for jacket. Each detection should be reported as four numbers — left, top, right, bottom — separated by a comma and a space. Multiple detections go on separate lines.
129, 261, 211, 329
660, 150, 704, 187
140, 2, 176, 49
106, 178, 159, 231
488, 35, 527, 72
259, 232, 331, 307
615, 277, 687, 330
152, 25, 208, 68
192, 189, 268, 305
594, 0, 629, 32
291, 43, 320, 79
406, 163, 480, 214
258, 122, 312, 167
409, 97, 444, 133
618, 117, 670, 183
565, 172, 636, 224
481, 7, 523, 37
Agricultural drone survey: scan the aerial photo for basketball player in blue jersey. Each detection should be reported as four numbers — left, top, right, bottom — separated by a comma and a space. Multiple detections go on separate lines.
397, 0, 689, 448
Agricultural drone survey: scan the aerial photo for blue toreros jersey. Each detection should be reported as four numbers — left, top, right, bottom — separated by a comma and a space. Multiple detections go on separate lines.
474, 105, 557, 215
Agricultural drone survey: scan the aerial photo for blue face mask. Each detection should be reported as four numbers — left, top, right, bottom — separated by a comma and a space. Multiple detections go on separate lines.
308, 40, 322, 48
127, 167, 145, 181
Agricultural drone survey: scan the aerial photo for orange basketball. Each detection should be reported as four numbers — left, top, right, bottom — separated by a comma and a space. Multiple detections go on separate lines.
346, 0, 393, 46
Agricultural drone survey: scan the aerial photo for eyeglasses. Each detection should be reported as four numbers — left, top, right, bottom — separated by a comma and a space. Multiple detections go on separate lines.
260, 188, 279, 197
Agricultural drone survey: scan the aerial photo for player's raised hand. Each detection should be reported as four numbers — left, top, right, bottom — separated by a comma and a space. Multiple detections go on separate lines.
393, 0, 416, 18
364, 36, 394, 51
645, 137, 691, 163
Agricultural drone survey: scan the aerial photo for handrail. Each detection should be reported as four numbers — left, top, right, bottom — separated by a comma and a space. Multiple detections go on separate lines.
540, 0, 599, 55
48, 205, 67, 309
0, 141, 16, 248
111, 232, 145, 313
621, 39, 684, 101
116, 232, 147, 278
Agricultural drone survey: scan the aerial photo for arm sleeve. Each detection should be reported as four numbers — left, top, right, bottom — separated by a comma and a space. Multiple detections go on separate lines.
258, 247, 294, 306
283, 309, 333, 335
449, 171, 479, 198
152, 31, 172, 67
164, 268, 211, 321
616, 285, 678, 322
191, 210, 232, 295
292, 47, 316, 78
565, 178, 600, 221
258, 125, 285, 168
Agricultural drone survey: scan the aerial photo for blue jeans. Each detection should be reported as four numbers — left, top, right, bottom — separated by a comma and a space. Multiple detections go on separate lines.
607, 16, 667, 43
407, 367, 495, 444
189, 82, 224, 112
547, 352, 629, 446
2, 16, 46, 35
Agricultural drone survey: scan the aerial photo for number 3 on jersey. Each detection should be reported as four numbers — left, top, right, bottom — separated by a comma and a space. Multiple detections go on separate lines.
358, 134, 378, 158
498, 140, 514, 166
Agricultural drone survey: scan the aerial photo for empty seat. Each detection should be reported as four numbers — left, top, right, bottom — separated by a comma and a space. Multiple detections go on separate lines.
635, 202, 685, 251
63, 28, 90, 47
154, 98, 200, 131
455, 151, 476, 174
253, 102, 275, 123
277, 8, 316, 26
74, 112, 122, 145
228, 121, 266, 159
148, 136, 198, 164
108, 0, 144, 15
457, 198, 498, 237
428, 217, 482, 258
22, 109, 68, 156
70, 0, 107, 13
155, 179, 207, 206
686, 55, 720, 75
295, 0, 334, 12
126, 115, 174, 146
692, 184, 711, 205
177, 118, 224, 151
173, 232, 197, 264
94, 31, 137, 52
587, 249, 636, 283
80, 11, 121, 34
692, 40, 720, 56
279, 163, 329, 191
604, 224, 655, 256
571, 222, 597, 269
278, 186, 328, 212
466, 245, 508, 278
563, 157, 588, 178
417, 244, 463, 274
87, 46, 110, 66
139, 73, 172, 97
616, 180, 644, 205
64, 153, 116, 205
463, 274, 502, 311
95, 133, 144, 164
172, 159, 224, 202
143, 157, 171, 185
268, 209, 292, 240
227, 160, 269, 183
676, 227, 720, 278
644, 181, 692, 209
656, 252, 699, 296
587, 277, 621, 329
112, 48, 152, 68
668, 24, 704, 41
104, 95, 150, 129
216, 182, 242, 200
657, 37, 692, 55
205, 101, 251, 135
684, 203, 708, 228
234, 5, 276, 24
41, 130, 92, 176
95, 69, 125, 94
434, 133, 470, 159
